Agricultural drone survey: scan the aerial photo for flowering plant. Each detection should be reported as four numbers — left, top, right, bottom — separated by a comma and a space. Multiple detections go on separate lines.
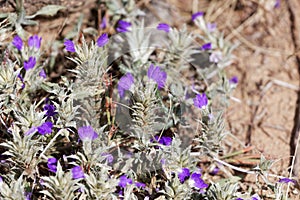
0, 0, 293, 199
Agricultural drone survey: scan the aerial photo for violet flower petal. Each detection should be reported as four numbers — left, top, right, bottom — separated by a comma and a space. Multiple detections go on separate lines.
39, 69, 47, 78
78, 126, 98, 141
72, 166, 85, 179
229, 76, 238, 84
12, 35, 23, 51
192, 12, 204, 21
44, 104, 57, 118
101, 152, 114, 163
178, 168, 190, 183
251, 194, 261, 200
28, 35, 42, 49
64, 39, 76, 52
119, 175, 133, 188
37, 121, 53, 135
118, 73, 134, 98
135, 182, 146, 188
147, 64, 167, 89
190, 172, 208, 189
152, 136, 172, 146
100, 17, 107, 29
193, 93, 208, 109
18, 73, 25, 89
116, 20, 131, 33
47, 157, 57, 173
157, 23, 170, 33
279, 178, 296, 184
97, 33, 109, 47
24, 57, 36, 70
201, 43, 212, 50
25, 127, 37, 136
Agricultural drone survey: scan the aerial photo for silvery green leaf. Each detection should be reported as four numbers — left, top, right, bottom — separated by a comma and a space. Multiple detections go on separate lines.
0, 13, 8, 18
20, 18, 38, 25
26, 5, 66, 19
83, 27, 98, 36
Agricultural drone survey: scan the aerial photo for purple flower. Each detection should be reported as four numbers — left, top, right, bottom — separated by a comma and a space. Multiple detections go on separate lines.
0, 154, 7, 163
251, 194, 261, 200
190, 172, 208, 189
100, 17, 107, 29
18, 73, 25, 89
28, 35, 42, 49
178, 168, 190, 183
147, 64, 167, 89
157, 23, 170, 33
116, 20, 131, 33
210, 167, 219, 175
44, 103, 57, 118
236, 198, 243, 200
279, 178, 296, 184
274, 0, 280, 8
97, 33, 109, 47
0, 176, 3, 182
201, 43, 212, 50
25, 127, 37, 136
192, 12, 204, 21
135, 182, 146, 188
12, 35, 23, 50
229, 76, 238, 84
119, 175, 132, 188
117, 189, 124, 197
25, 192, 32, 200
39, 69, 46, 78
37, 121, 53, 135
78, 126, 98, 141
101, 152, 114, 163
72, 166, 85, 179
24, 57, 36, 70
47, 157, 57, 173
207, 23, 217, 32
118, 73, 134, 98
152, 136, 172, 146
193, 93, 208, 109
64, 39, 76, 52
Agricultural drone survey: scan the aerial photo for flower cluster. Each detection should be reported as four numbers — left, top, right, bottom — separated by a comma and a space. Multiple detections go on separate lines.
118, 175, 146, 190
12, 34, 47, 83
117, 64, 167, 98
64, 33, 109, 52
175, 168, 208, 190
